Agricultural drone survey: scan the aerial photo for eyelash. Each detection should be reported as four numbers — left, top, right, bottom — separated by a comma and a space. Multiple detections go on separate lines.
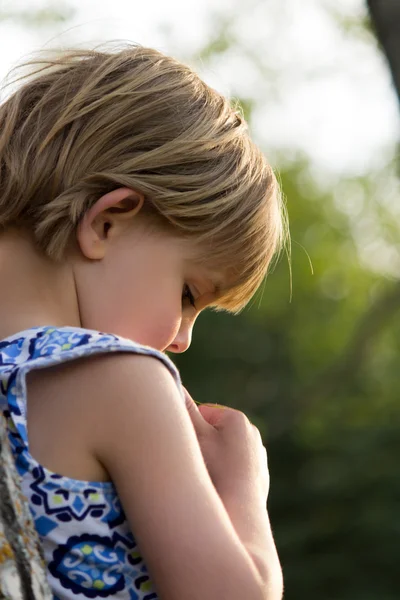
182, 284, 196, 308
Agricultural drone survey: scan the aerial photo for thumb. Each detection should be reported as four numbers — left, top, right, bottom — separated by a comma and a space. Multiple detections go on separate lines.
197, 403, 230, 428
183, 388, 212, 435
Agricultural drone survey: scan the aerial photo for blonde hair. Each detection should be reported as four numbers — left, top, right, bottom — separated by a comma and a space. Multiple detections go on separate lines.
0, 43, 286, 312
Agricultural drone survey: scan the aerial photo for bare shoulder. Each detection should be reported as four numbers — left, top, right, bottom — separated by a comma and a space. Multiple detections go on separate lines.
81, 352, 189, 452
29, 352, 264, 599
27, 352, 180, 481
30, 350, 178, 396
77, 351, 186, 439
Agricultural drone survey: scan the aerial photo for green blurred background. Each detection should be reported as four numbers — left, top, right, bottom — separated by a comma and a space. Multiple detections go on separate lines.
1, 1, 399, 598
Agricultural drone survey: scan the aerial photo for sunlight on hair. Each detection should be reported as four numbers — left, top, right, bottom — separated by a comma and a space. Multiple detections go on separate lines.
0, 42, 287, 310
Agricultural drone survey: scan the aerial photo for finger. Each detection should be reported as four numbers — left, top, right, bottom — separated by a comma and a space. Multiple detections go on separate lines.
197, 403, 238, 429
251, 423, 263, 442
183, 388, 212, 434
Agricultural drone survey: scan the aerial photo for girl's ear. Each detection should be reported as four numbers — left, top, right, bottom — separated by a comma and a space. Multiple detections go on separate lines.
77, 187, 145, 260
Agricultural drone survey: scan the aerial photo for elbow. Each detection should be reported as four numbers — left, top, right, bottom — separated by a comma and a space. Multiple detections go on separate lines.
248, 554, 284, 600
252, 573, 284, 600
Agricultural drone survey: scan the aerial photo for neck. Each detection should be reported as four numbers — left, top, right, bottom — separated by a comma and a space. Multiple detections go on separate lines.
0, 228, 81, 340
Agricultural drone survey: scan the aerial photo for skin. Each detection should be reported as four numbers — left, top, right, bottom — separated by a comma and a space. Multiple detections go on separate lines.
0, 187, 221, 348
0, 186, 283, 599
0, 186, 223, 482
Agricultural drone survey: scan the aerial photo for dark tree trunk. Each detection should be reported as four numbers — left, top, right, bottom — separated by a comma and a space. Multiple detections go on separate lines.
0, 414, 51, 599
368, 0, 400, 102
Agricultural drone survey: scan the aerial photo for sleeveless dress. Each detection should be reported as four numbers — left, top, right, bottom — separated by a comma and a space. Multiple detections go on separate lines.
0, 325, 184, 600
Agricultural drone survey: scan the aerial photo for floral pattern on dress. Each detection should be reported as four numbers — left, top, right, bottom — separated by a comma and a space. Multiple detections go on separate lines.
0, 326, 183, 600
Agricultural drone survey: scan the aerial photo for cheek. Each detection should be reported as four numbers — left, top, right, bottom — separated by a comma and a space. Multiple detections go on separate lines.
151, 313, 181, 349
78, 246, 182, 349
108, 284, 181, 349
127, 302, 182, 350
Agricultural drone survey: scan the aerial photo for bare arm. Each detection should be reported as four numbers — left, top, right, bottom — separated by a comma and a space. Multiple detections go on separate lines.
81, 353, 270, 600
185, 397, 283, 599
221, 490, 283, 598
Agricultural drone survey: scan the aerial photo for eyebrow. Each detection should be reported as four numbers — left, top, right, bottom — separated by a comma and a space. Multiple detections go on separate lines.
209, 274, 225, 294
193, 286, 219, 311
190, 269, 226, 309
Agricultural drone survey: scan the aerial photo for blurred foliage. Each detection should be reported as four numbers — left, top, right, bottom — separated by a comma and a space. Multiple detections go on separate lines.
198, 24, 236, 61
174, 5, 400, 599
176, 158, 400, 600
325, 3, 375, 43
0, 2, 75, 27
2, 1, 399, 598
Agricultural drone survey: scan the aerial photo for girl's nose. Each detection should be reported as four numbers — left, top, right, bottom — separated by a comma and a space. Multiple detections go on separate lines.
167, 321, 193, 354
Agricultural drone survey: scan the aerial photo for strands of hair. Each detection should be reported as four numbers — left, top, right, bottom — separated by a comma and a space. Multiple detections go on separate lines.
0, 43, 287, 312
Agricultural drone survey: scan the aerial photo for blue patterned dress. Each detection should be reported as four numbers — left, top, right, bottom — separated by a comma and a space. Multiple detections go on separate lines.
0, 325, 184, 600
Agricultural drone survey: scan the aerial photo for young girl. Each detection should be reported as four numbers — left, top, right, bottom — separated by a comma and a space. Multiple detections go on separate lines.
0, 45, 284, 599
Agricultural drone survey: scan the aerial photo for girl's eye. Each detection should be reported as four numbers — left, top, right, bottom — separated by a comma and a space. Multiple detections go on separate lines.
182, 284, 196, 309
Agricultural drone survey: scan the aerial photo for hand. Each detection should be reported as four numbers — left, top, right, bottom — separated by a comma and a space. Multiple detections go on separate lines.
184, 388, 269, 505
185, 389, 283, 598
